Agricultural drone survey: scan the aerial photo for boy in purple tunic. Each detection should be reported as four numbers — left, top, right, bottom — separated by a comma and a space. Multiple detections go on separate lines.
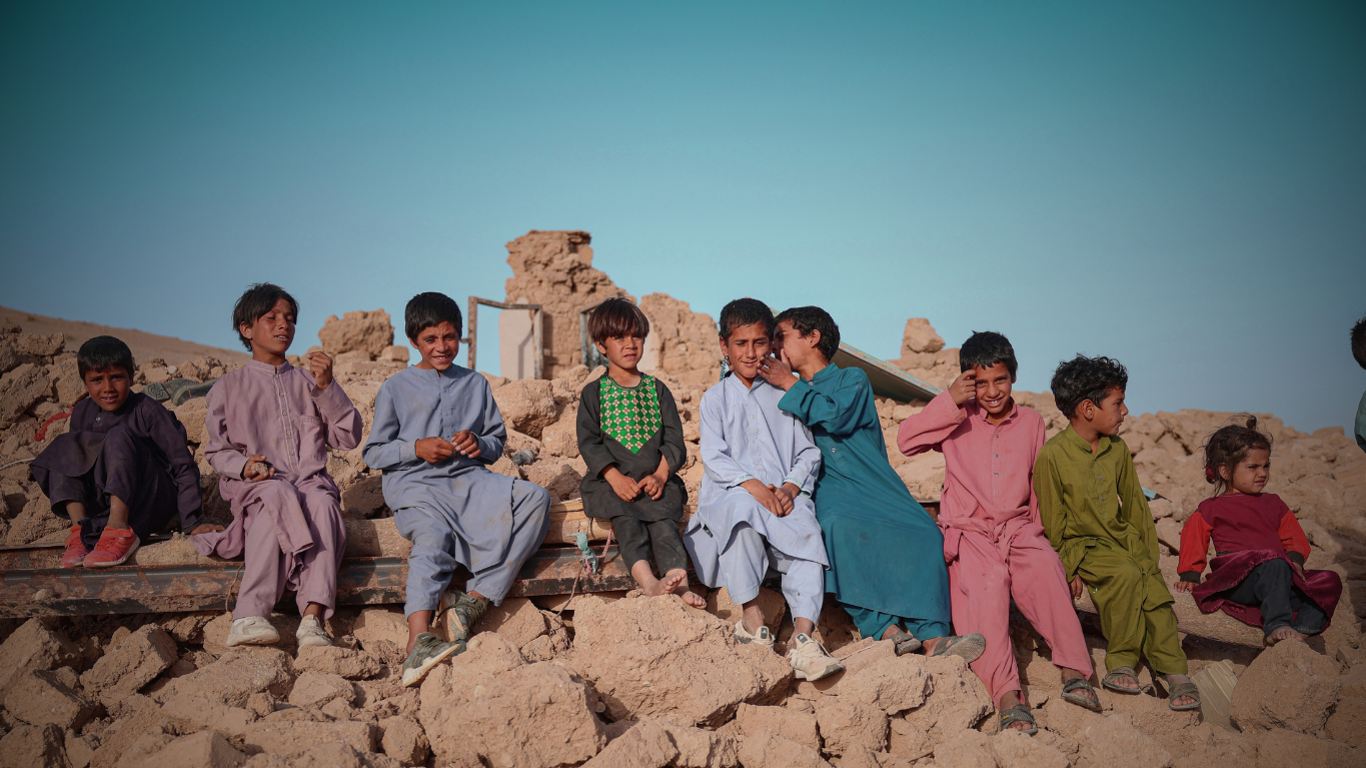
31, 336, 216, 568
191, 284, 363, 650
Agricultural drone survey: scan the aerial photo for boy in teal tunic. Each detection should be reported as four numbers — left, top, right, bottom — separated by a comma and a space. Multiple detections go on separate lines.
1353, 317, 1366, 453
759, 306, 984, 660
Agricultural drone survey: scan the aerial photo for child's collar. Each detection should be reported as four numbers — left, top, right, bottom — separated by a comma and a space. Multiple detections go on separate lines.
246, 359, 293, 375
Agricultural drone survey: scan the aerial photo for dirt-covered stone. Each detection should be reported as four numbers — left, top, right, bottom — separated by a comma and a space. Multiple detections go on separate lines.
81, 624, 179, 709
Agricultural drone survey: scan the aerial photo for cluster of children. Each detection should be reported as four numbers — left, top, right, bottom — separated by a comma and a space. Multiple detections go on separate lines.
32, 285, 1359, 732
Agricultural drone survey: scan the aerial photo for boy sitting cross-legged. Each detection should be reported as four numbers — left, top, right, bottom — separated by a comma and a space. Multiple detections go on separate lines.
1035, 355, 1198, 712
684, 298, 843, 681
363, 292, 551, 687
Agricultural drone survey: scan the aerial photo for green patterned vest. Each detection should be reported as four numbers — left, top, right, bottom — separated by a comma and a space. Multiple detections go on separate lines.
598, 374, 662, 453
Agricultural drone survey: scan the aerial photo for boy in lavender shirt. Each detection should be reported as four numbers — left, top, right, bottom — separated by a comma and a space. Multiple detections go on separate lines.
364, 292, 551, 687
192, 283, 363, 650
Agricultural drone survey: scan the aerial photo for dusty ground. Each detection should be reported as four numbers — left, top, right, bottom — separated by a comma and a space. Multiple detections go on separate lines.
0, 230, 1362, 766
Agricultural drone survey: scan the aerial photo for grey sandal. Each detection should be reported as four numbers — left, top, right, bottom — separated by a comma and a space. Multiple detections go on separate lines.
928, 633, 986, 663
999, 704, 1037, 735
1061, 677, 1102, 712
1167, 682, 1201, 712
441, 591, 491, 642
1101, 666, 1141, 694
891, 630, 922, 656
400, 633, 465, 688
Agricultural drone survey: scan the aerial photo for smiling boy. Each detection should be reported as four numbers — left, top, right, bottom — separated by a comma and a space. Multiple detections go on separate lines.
363, 292, 551, 686
1035, 355, 1197, 711
898, 332, 1097, 733
32, 336, 213, 568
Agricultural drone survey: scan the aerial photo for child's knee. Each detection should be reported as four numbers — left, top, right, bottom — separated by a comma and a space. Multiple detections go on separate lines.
516, 480, 552, 512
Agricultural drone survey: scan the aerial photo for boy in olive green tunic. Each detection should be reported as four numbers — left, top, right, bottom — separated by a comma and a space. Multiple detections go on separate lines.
1035, 356, 1199, 711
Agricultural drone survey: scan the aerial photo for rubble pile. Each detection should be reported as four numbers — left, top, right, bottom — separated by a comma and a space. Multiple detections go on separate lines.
0, 229, 1363, 764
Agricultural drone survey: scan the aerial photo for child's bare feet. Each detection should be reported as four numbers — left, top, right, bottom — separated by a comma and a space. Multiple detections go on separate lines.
1265, 626, 1307, 646
661, 569, 706, 607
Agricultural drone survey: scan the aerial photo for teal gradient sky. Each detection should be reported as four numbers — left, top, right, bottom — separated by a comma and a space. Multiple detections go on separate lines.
2, 2, 1363, 433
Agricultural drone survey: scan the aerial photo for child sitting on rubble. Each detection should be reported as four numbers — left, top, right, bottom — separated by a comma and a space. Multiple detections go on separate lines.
191, 283, 363, 651
757, 306, 984, 662
578, 297, 704, 607
1354, 316, 1366, 453
31, 335, 217, 569
1035, 355, 1198, 711
1175, 416, 1342, 646
683, 298, 843, 681
364, 292, 551, 687
898, 332, 1098, 734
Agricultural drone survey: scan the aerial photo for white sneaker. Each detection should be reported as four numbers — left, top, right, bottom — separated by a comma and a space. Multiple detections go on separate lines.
296, 615, 332, 648
786, 633, 844, 682
734, 620, 775, 649
225, 616, 280, 647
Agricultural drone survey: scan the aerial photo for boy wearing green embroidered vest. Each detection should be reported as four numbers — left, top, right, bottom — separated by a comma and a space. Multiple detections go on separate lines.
577, 298, 704, 606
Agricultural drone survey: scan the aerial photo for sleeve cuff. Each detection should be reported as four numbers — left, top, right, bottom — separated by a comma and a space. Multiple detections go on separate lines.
1179, 571, 1202, 584
311, 380, 352, 418
1287, 551, 1305, 566
400, 440, 416, 465
725, 474, 756, 490
218, 453, 249, 481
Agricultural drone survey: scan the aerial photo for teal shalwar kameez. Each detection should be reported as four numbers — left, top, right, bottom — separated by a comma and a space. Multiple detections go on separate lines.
779, 363, 951, 641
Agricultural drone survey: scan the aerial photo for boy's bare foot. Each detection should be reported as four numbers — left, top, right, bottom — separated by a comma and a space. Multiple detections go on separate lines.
1265, 626, 1306, 646
661, 569, 705, 607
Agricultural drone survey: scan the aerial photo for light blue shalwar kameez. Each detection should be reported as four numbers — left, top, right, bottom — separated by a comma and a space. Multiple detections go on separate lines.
684, 374, 829, 623
363, 365, 550, 617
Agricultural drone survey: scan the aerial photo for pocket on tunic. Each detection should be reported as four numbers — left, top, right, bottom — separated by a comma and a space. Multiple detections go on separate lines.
295, 415, 327, 462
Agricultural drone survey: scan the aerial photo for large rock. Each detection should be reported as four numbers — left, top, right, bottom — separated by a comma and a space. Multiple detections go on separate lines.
240, 719, 378, 758
1254, 728, 1357, 768
899, 655, 993, 746
116, 730, 247, 768
567, 595, 792, 726
90, 695, 164, 768
638, 293, 722, 386
4, 668, 95, 731
159, 693, 258, 737
1040, 698, 1172, 768
492, 378, 559, 438
419, 633, 606, 768
736, 730, 832, 768
585, 717, 738, 768
837, 653, 932, 714
241, 740, 402, 768
730, 704, 820, 751
287, 672, 356, 708
0, 724, 69, 768
0, 618, 80, 698
166, 648, 296, 708
81, 624, 179, 708
0, 363, 52, 428
318, 310, 394, 360
292, 646, 383, 680
378, 715, 429, 767
1229, 638, 1342, 733
1326, 696, 1366, 747
815, 696, 888, 756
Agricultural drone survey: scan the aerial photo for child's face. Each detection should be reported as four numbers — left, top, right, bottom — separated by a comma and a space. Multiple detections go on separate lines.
774, 321, 823, 370
1223, 448, 1271, 495
595, 335, 643, 373
411, 321, 460, 371
83, 366, 132, 412
240, 298, 296, 360
720, 323, 772, 383
1085, 387, 1128, 436
970, 363, 1014, 418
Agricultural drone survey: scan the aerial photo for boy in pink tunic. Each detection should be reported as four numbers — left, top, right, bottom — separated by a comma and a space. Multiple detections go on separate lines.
192, 283, 363, 649
898, 332, 1097, 734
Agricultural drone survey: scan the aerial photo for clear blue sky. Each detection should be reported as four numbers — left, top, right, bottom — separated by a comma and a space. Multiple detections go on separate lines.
3, 2, 1363, 434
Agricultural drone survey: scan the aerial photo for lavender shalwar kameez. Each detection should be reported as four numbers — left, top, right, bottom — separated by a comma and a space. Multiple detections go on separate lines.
191, 361, 362, 620
684, 375, 828, 623
363, 365, 550, 617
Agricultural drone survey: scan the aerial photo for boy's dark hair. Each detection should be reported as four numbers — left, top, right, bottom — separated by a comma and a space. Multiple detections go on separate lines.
232, 283, 298, 351
718, 298, 775, 340
588, 298, 650, 344
1050, 355, 1128, 419
1202, 414, 1272, 496
77, 336, 135, 379
1352, 316, 1366, 370
405, 292, 463, 341
775, 306, 840, 362
959, 331, 1017, 378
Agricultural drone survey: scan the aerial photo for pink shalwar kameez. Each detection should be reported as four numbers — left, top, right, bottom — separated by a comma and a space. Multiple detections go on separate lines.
191, 360, 363, 620
898, 392, 1091, 703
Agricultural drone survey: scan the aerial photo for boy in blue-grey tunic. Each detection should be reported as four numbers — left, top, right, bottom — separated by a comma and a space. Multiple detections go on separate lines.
684, 299, 843, 681
363, 292, 551, 687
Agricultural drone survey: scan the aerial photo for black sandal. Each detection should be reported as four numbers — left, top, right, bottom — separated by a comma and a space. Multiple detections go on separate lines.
1167, 682, 1201, 712
999, 704, 1037, 735
891, 629, 922, 656
1101, 666, 1141, 694
1061, 677, 1102, 712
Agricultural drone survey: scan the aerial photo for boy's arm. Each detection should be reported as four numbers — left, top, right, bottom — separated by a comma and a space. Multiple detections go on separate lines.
204, 384, 249, 481
1116, 442, 1159, 563
308, 373, 364, 452
698, 391, 754, 489
657, 382, 686, 475
1177, 512, 1213, 583
787, 420, 821, 494
361, 384, 417, 471
144, 400, 203, 530
896, 390, 964, 458
1277, 502, 1311, 566
778, 368, 877, 437
1026, 416, 1046, 526
473, 378, 507, 462
576, 382, 616, 478
1033, 446, 1070, 567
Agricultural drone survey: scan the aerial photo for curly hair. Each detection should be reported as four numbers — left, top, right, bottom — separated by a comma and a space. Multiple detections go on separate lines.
1049, 355, 1128, 419
1352, 316, 1366, 370
1202, 414, 1272, 496
775, 306, 840, 362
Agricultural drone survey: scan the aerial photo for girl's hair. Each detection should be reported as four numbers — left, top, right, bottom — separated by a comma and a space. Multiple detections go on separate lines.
588, 298, 650, 344
232, 283, 298, 351
1202, 414, 1272, 496
718, 298, 775, 340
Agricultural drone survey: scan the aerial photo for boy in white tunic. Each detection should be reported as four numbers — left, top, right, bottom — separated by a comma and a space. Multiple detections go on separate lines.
684, 298, 843, 681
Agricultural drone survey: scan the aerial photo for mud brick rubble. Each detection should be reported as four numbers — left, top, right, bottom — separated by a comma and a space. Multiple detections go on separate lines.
0, 230, 1363, 767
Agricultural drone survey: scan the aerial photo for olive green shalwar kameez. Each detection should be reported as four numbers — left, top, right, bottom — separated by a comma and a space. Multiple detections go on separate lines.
1034, 427, 1187, 676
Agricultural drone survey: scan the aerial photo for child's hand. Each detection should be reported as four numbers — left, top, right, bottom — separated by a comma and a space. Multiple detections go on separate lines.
639, 472, 667, 500
415, 437, 456, 463
758, 355, 796, 391
450, 430, 481, 459
741, 479, 788, 517
771, 482, 801, 516
242, 455, 275, 482
307, 350, 334, 390
188, 523, 225, 535
948, 369, 978, 406
1172, 580, 1195, 593
1069, 575, 1085, 600
605, 467, 642, 502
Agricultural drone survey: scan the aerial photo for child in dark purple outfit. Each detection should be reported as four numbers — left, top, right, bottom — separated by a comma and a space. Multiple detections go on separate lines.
30, 336, 220, 568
